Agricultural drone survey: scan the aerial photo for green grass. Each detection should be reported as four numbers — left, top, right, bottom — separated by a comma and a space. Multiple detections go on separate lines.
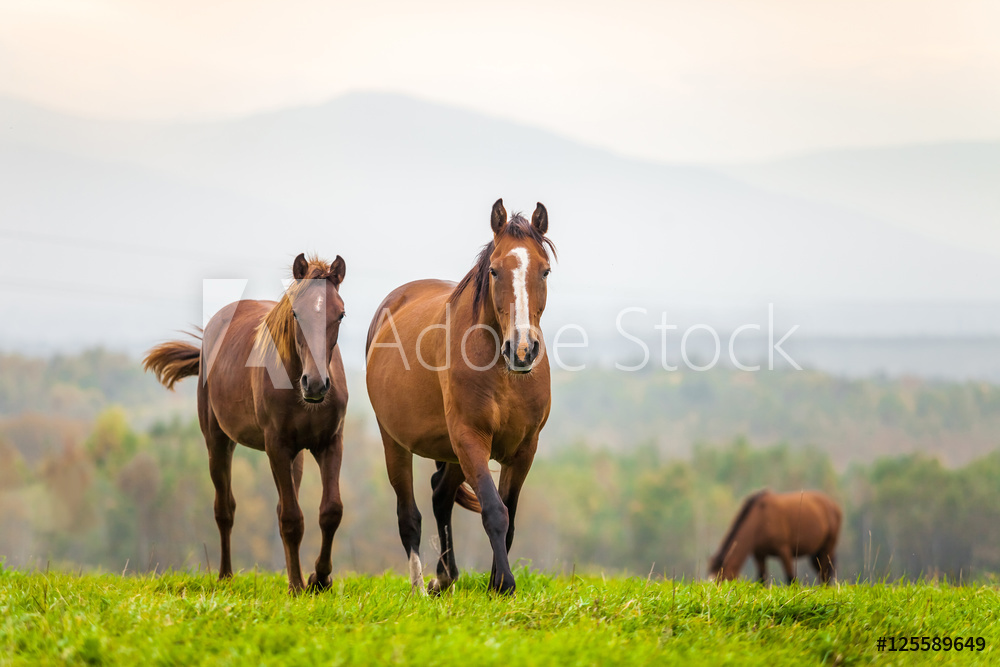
1, 564, 998, 665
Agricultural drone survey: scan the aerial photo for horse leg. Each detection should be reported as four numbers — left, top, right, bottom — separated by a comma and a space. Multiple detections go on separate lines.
309, 433, 344, 592
453, 431, 515, 595
809, 552, 824, 582
266, 443, 307, 593
380, 426, 424, 594
492, 441, 538, 585
816, 550, 836, 584
779, 548, 797, 585
204, 415, 237, 581
292, 450, 304, 496
755, 554, 767, 584
428, 462, 465, 595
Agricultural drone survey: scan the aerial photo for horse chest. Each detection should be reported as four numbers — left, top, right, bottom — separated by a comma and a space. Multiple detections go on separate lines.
488, 430, 527, 463
485, 400, 547, 462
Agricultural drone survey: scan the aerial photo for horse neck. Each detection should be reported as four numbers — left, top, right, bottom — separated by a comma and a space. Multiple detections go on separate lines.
717, 499, 762, 575
459, 279, 500, 330
450, 279, 503, 336
447, 283, 507, 374
260, 307, 304, 383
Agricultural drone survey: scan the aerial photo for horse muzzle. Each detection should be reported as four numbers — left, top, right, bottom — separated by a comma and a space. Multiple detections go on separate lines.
502, 339, 539, 374
300, 373, 330, 403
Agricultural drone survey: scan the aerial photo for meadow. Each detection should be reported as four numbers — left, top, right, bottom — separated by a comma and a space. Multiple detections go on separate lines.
2, 565, 998, 666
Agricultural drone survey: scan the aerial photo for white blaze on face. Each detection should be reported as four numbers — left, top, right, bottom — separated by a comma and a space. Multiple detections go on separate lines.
507, 247, 531, 359
301, 290, 327, 371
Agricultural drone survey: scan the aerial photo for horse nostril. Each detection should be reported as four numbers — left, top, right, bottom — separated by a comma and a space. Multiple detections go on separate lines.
530, 340, 540, 360
502, 340, 512, 359
301, 374, 308, 388
324, 377, 330, 391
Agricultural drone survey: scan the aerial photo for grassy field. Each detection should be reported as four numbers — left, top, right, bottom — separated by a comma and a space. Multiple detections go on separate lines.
1, 564, 998, 666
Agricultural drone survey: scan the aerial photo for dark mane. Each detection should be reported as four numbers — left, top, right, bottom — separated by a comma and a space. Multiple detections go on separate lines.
709, 489, 768, 571
449, 213, 557, 314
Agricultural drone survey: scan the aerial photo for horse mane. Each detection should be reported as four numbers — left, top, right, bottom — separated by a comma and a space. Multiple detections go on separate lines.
710, 489, 768, 571
449, 213, 557, 315
254, 256, 338, 364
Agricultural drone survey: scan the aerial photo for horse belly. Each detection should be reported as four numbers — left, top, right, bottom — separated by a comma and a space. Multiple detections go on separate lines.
366, 284, 455, 459
205, 369, 265, 450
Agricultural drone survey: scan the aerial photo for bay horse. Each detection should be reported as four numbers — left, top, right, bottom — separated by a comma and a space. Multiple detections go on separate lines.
143, 253, 348, 593
365, 199, 555, 596
709, 489, 842, 584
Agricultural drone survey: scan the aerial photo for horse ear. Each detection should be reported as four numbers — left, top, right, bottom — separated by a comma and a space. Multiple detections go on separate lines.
328, 255, 346, 287
531, 202, 548, 235
292, 253, 309, 280
490, 198, 507, 235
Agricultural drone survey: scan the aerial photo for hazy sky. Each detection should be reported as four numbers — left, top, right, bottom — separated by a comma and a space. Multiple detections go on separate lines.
1, 0, 998, 161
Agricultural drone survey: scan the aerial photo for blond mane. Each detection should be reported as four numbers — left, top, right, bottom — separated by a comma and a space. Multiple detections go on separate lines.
253, 256, 339, 365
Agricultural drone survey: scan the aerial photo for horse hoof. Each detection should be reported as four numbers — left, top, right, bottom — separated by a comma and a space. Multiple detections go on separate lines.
490, 577, 516, 597
307, 573, 333, 592
427, 578, 450, 596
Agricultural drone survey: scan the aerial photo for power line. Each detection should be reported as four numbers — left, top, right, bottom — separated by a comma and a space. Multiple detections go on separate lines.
0, 278, 191, 303
0, 227, 275, 264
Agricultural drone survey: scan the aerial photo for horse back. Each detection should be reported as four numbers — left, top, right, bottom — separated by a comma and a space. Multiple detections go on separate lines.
366, 279, 456, 354
766, 491, 841, 553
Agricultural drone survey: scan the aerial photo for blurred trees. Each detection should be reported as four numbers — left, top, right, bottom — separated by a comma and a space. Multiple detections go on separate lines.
1, 410, 1000, 581
549, 368, 1000, 466
1, 349, 1000, 581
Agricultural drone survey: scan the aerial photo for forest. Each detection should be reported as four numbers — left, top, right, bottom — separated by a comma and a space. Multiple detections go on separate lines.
1, 349, 999, 582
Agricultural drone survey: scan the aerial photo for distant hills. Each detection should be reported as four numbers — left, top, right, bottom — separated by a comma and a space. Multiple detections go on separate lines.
722, 142, 1000, 258
1, 92, 998, 358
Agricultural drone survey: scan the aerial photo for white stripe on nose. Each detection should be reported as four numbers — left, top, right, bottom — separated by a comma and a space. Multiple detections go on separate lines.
508, 247, 530, 358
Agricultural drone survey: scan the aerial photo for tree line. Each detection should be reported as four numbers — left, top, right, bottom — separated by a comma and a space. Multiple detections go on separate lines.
2, 409, 999, 583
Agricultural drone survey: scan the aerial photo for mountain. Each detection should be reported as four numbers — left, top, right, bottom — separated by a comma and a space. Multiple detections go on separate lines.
721, 142, 1000, 258
1, 92, 999, 358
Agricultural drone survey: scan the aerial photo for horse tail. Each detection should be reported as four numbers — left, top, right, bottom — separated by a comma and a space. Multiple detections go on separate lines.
455, 482, 482, 513
143, 336, 202, 390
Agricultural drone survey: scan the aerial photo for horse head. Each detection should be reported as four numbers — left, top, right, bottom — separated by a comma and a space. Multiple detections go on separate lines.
487, 199, 553, 373
288, 253, 346, 403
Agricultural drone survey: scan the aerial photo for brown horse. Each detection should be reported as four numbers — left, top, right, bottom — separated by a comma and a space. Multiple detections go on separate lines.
709, 489, 842, 584
365, 199, 555, 595
143, 253, 348, 593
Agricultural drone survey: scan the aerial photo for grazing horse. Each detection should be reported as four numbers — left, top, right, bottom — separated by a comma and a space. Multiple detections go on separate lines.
366, 199, 555, 595
143, 253, 348, 593
709, 489, 842, 584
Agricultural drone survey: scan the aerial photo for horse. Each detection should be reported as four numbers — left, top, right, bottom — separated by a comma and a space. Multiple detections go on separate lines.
709, 489, 842, 584
365, 199, 555, 596
143, 253, 348, 593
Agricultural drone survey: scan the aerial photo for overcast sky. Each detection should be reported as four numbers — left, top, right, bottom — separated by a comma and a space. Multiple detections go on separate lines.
1, 0, 998, 162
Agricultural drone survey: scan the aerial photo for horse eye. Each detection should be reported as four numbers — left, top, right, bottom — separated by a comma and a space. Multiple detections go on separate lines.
542, 269, 551, 279
338, 313, 346, 322
292, 311, 299, 320
489, 268, 498, 279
